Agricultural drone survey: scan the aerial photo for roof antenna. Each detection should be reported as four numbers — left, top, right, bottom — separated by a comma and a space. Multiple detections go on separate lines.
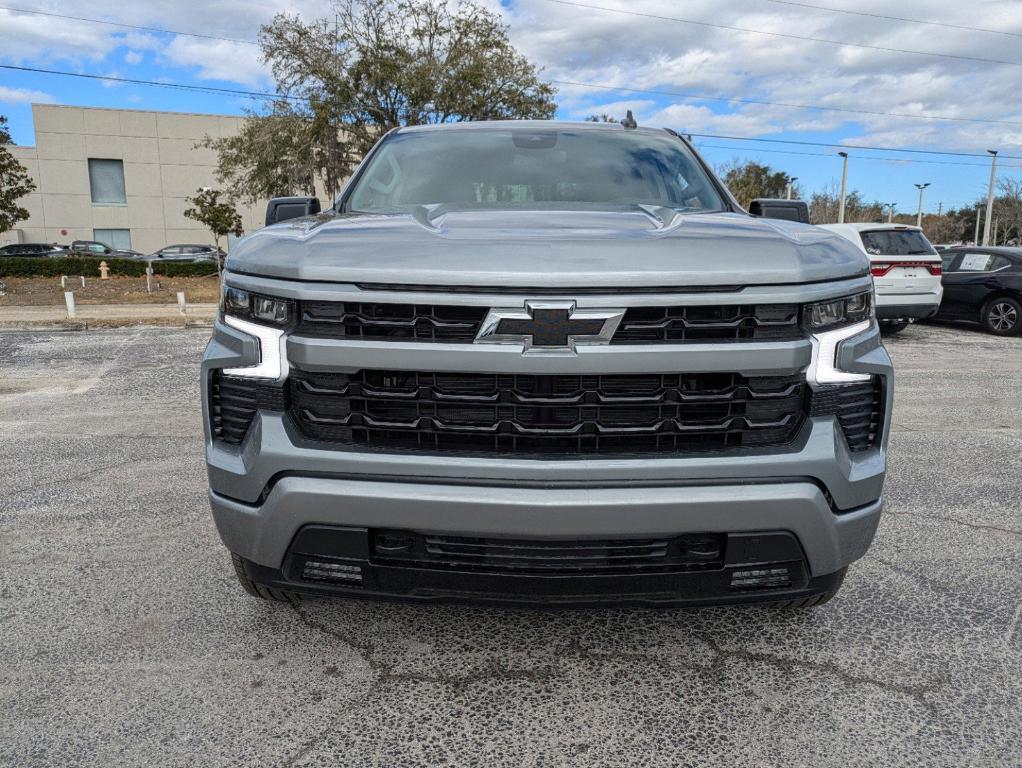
621, 110, 637, 129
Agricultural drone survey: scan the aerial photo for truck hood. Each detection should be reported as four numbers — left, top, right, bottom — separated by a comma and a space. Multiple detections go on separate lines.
226, 208, 868, 288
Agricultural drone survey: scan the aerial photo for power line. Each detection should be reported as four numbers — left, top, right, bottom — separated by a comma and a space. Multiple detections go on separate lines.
0, 64, 301, 102
540, 0, 1022, 67
694, 142, 1022, 169
684, 131, 1022, 160
7, 4, 1022, 129
762, 0, 1022, 39
553, 79, 1022, 128
5, 63, 1022, 161
0, 5, 259, 45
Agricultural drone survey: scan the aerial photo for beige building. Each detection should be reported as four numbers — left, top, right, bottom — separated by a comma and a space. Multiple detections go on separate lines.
4, 104, 270, 253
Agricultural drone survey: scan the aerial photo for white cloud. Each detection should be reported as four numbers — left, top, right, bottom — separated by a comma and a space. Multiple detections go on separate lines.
0, 85, 56, 104
3, 0, 1022, 158
162, 38, 270, 88
493, 0, 1022, 153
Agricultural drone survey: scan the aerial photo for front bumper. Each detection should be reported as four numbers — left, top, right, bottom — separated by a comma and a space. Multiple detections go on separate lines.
215, 478, 880, 605
203, 275, 892, 605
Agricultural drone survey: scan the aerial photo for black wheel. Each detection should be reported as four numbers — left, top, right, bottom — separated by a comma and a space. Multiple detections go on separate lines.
881, 321, 909, 335
982, 297, 1021, 336
231, 552, 301, 603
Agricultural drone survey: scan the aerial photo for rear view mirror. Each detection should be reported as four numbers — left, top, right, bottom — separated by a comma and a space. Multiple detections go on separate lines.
265, 196, 322, 226
749, 198, 810, 224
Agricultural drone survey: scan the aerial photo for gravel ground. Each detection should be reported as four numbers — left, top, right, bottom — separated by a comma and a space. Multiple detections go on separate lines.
0, 276, 220, 306
1, 322, 1020, 767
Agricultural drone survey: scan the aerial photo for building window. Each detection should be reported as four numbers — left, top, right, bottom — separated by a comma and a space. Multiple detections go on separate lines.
88, 159, 126, 204
94, 229, 132, 250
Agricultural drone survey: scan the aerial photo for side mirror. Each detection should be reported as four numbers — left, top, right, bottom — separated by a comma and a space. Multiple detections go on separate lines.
749, 198, 810, 224
265, 196, 322, 226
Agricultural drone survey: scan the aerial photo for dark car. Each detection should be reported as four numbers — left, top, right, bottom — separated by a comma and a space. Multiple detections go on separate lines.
0, 243, 67, 257
68, 240, 137, 258
935, 246, 1022, 335
143, 244, 224, 263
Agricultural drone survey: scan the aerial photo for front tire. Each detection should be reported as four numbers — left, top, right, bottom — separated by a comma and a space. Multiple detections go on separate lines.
231, 552, 301, 603
982, 297, 1021, 336
775, 587, 841, 609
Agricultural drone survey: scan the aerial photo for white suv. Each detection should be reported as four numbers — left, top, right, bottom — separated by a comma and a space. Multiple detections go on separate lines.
819, 223, 943, 332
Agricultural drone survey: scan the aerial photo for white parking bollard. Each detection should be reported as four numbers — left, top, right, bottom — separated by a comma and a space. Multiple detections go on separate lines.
60, 275, 67, 288
80, 275, 86, 288
64, 291, 76, 318
177, 291, 187, 315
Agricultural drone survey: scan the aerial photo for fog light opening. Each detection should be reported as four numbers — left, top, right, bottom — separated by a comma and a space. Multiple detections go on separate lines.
301, 559, 363, 585
730, 567, 792, 590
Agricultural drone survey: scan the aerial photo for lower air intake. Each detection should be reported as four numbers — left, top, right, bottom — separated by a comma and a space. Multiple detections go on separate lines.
370, 531, 725, 575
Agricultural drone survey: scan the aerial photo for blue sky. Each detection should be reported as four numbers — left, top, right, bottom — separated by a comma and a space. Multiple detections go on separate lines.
3, 0, 1021, 215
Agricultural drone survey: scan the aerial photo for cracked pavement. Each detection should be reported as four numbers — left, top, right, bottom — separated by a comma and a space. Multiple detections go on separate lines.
1, 322, 1020, 767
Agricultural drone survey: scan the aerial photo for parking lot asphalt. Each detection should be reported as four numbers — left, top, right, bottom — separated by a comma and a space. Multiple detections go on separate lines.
2, 322, 1020, 768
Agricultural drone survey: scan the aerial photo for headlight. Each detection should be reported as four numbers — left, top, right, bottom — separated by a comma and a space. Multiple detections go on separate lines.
804, 291, 874, 332
804, 290, 875, 387
221, 285, 293, 327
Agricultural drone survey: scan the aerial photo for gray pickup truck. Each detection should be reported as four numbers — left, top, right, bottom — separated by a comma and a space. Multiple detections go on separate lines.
203, 121, 891, 608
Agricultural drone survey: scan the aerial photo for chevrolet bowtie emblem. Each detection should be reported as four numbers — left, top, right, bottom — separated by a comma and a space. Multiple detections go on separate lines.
475, 301, 625, 352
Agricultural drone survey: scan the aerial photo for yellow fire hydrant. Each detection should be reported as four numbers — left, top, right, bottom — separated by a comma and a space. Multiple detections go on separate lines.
99, 261, 110, 280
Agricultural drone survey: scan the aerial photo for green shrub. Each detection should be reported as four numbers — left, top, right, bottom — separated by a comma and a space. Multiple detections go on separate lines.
0, 256, 218, 278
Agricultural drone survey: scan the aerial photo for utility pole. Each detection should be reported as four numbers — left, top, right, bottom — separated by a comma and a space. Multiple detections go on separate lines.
837, 152, 848, 223
983, 150, 998, 245
914, 183, 930, 228
786, 176, 798, 200
937, 202, 943, 217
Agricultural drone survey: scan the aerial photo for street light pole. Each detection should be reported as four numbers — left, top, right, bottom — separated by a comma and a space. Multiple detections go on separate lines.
786, 176, 798, 200
914, 183, 930, 228
974, 204, 982, 245
837, 152, 848, 223
983, 150, 998, 245
887, 203, 897, 224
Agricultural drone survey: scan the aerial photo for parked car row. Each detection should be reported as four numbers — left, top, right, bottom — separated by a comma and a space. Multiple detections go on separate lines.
748, 202, 1019, 336
817, 222, 1020, 336
0, 241, 225, 263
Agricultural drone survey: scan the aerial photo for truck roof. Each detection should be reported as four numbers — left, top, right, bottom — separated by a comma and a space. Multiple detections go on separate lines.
394, 120, 669, 137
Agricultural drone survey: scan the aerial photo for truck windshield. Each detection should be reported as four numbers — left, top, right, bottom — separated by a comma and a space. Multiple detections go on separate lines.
346, 127, 725, 214
859, 229, 936, 256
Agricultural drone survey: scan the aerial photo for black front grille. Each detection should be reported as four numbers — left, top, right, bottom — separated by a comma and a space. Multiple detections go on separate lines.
293, 300, 803, 344
370, 531, 725, 575
296, 301, 487, 341
612, 304, 801, 343
810, 378, 883, 452
209, 372, 285, 444
289, 369, 808, 455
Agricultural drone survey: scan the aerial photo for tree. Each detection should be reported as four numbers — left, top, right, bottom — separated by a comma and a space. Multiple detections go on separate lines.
717, 160, 794, 208
992, 177, 1022, 246
183, 188, 244, 272
205, 0, 557, 204
0, 115, 36, 234
585, 114, 619, 123
808, 184, 883, 225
